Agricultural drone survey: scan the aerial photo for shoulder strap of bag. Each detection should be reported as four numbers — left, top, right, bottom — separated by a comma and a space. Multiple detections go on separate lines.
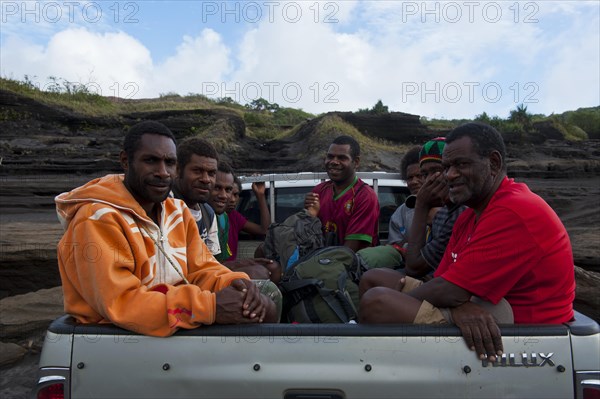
280, 274, 357, 323
316, 287, 355, 322
201, 203, 215, 226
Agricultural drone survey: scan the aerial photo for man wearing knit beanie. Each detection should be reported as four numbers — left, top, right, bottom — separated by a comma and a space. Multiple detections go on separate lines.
419, 137, 445, 165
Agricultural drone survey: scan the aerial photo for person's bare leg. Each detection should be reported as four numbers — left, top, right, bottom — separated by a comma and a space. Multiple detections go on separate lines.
359, 268, 405, 297
359, 287, 422, 323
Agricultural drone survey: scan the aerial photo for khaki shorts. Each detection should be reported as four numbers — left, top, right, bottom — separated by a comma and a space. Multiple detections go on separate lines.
402, 277, 514, 325
401, 276, 425, 293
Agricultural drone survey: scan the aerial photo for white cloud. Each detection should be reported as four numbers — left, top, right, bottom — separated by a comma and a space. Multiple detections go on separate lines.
0, 0, 597, 119
219, 0, 585, 118
538, 18, 600, 114
151, 29, 232, 96
227, 14, 377, 111
1, 27, 153, 97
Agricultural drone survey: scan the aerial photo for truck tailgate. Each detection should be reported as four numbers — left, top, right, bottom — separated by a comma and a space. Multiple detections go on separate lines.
68, 323, 574, 399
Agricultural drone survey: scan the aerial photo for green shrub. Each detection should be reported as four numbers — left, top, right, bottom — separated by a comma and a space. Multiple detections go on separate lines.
564, 124, 588, 141
272, 108, 314, 126
159, 92, 181, 99
565, 107, 600, 138
474, 112, 491, 124
244, 112, 271, 128
316, 115, 359, 136
357, 99, 390, 115
546, 116, 569, 138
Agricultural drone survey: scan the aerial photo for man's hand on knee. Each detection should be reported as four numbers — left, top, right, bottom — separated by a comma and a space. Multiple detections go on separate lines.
237, 279, 267, 322
450, 301, 503, 362
216, 279, 267, 324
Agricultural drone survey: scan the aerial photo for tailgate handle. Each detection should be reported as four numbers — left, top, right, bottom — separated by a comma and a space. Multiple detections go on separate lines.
284, 389, 345, 399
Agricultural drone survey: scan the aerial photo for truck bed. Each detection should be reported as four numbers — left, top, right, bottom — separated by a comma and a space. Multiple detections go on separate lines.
37, 312, 600, 399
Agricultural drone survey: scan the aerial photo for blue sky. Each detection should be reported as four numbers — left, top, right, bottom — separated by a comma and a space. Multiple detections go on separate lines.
1, 1, 599, 119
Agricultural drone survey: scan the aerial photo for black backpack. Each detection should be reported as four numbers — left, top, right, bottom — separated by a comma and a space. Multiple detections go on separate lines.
279, 246, 362, 323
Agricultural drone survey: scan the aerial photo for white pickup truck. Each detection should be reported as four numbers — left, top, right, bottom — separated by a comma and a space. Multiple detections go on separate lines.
33, 173, 600, 399
34, 312, 600, 398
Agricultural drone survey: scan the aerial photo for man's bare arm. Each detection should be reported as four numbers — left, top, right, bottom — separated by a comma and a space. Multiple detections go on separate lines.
451, 302, 504, 362
408, 277, 503, 361
252, 182, 271, 234
406, 276, 471, 307
404, 203, 432, 277
241, 183, 271, 236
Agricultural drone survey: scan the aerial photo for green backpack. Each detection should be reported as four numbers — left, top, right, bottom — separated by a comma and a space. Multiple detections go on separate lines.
279, 246, 361, 323
263, 210, 325, 271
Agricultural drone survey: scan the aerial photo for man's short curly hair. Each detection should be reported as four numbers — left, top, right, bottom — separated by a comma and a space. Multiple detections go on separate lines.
332, 135, 360, 159
177, 137, 219, 170
446, 122, 507, 171
218, 161, 234, 175
123, 121, 176, 160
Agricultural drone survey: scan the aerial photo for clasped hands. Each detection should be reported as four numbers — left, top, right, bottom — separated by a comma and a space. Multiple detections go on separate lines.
215, 279, 270, 324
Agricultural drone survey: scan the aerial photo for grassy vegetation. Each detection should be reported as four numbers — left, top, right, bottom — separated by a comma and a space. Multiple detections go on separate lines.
561, 107, 600, 139
0, 76, 247, 118
0, 76, 319, 140
354, 99, 598, 141
2, 76, 598, 142
0, 76, 117, 116
423, 105, 599, 141
292, 115, 405, 160
244, 102, 315, 140
293, 115, 357, 159
189, 119, 242, 154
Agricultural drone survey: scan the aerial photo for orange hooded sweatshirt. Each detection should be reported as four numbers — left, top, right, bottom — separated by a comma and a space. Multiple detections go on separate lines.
55, 174, 249, 337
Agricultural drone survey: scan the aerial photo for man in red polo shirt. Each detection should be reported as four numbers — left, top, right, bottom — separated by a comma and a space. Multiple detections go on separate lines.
304, 135, 379, 252
359, 122, 575, 361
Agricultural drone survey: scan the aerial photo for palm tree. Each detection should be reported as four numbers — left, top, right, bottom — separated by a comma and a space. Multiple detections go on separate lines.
509, 104, 532, 131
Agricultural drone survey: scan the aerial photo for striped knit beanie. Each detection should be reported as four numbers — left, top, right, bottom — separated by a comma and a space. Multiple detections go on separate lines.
419, 137, 445, 166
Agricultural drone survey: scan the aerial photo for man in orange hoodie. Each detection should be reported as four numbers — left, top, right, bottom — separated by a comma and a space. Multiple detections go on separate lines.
56, 121, 277, 337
